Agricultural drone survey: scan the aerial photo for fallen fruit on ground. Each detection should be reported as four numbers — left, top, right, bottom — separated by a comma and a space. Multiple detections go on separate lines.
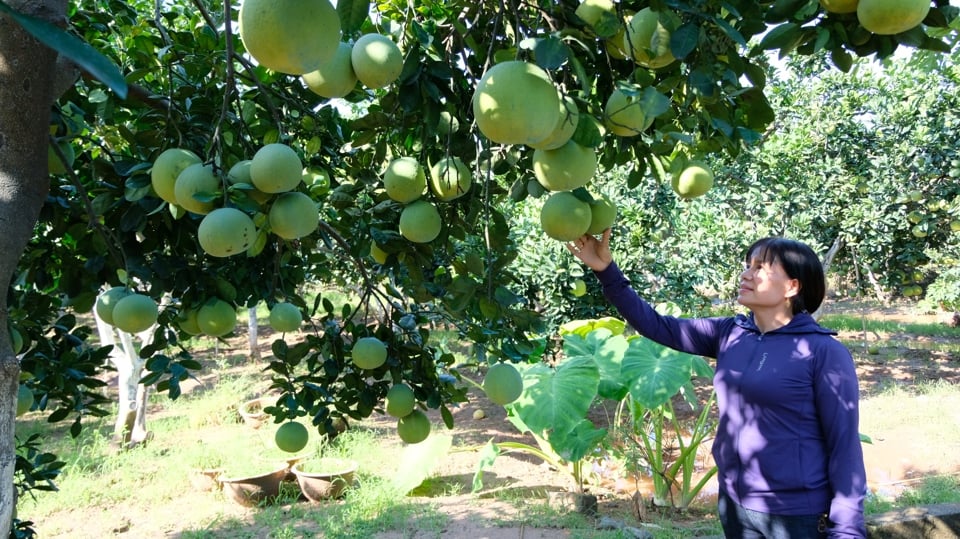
302, 41, 358, 98
533, 140, 597, 192
251, 143, 303, 194
269, 302, 303, 333
111, 293, 159, 334
385, 383, 416, 418
429, 156, 472, 201
396, 409, 431, 444
587, 193, 617, 234
540, 192, 592, 241
857, 0, 930, 35
383, 157, 426, 203
269, 192, 319, 239
399, 200, 442, 243
16, 385, 33, 417
472, 60, 560, 145
351, 33, 403, 89
275, 422, 310, 453
198, 207, 257, 257
174, 163, 219, 215
352, 336, 387, 370
472, 409, 486, 420
197, 298, 237, 337
623, 7, 675, 68
96, 286, 133, 326
151, 148, 201, 205
672, 161, 714, 199
483, 362, 524, 405
238, 0, 340, 75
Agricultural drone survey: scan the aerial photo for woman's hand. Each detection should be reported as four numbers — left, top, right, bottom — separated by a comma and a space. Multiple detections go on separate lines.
565, 228, 613, 272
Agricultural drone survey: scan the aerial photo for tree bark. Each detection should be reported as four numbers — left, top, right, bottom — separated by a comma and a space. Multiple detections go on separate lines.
0, 1, 65, 534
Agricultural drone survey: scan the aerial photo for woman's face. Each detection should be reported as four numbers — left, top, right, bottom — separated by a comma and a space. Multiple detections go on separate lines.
737, 255, 798, 312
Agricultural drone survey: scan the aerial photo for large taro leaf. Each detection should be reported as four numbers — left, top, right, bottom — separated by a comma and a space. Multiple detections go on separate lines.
511, 356, 599, 447
563, 329, 629, 401
621, 337, 699, 410
546, 418, 607, 463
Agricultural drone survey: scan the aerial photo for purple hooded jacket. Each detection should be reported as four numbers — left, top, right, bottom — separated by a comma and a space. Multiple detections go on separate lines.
596, 262, 866, 538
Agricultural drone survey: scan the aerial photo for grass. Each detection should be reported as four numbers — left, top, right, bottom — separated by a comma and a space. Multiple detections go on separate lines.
820, 313, 960, 339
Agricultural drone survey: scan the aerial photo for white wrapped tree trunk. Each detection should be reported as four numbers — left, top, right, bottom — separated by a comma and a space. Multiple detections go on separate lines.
94, 313, 151, 448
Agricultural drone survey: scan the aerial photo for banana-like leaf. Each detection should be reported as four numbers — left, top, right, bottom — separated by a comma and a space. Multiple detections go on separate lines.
622, 337, 698, 410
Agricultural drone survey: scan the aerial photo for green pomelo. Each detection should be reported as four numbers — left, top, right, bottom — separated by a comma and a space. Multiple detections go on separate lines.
238, 0, 340, 75
151, 148, 201, 205
275, 421, 310, 453
623, 7, 675, 68
819, 0, 859, 13
269, 192, 319, 239
385, 383, 416, 418
197, 299, 237, 337
269, 302, 303, 333
482, 363, 524, 406
605, 14, 631, 60
177, 308, 203, 336
352, 336, 387, 370
399, 200, 442, 243
437, 111, 460, 136
303, 167, 331, 197
111, 293, 159, 334
571, 279, 587, 297
351, 33, 403, 89
672, 161, 714, 199
370, 243, 389, 264
540, 192, 592, 241
16, 385, 33, 417
383, 157, 426, 203
528, 95, 580, 151
227, 160, 272, 205
303, 42, 358, 98
575, 0, 615, 27
429, 156, 472, 201
199, 208, 257, 257
604, 88, 651, 137
532, 141, 597, 192
396, 409, 431, 444
857, 0, 930, 35
47, 141, 76, 175
96, 286, 133, 326
472, 61, 561, 145
250, 143, 303, 194
587, 194, 618, 234
174, 163, 219, 215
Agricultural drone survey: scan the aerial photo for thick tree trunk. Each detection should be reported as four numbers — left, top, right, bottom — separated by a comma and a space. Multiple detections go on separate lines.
0, 1, 64, 534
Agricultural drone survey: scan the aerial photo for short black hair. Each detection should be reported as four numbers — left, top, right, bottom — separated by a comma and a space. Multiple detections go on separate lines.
744, 237, 826, 315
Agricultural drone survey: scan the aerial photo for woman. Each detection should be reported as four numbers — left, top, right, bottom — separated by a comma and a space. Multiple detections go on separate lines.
567, 229, 866, 539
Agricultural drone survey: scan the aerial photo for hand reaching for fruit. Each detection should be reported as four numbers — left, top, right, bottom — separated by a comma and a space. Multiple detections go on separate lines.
565, 228, 613, 272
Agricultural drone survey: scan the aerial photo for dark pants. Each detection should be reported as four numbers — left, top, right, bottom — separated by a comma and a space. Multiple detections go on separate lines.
718, 491, 828, 539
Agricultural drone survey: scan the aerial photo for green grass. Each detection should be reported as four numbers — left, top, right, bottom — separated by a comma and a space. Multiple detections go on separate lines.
819, 313, 960, 339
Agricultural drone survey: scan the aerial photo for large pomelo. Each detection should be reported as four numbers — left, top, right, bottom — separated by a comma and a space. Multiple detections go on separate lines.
269, 302, 303, 333
429, 156, 472, 201
540, 192, 592, 241
532, 141, 597, 192
269, 192, 319, 239
575, 0, 616, 28
623, 7, 675, 69
819, 0, 859, 14
275, 421, 309, 453
396, 409, 430, 444
352, 336, 387, 370
174, 163, 219, 215
227, 160, 272, 205
177, 308, 203, 336
198, 298, 237, 337
351, 33, 403, 89
250, 143, 303, 194
472, 61, 561, 145
198, 207, 257, 257
482, 363, 523, 405
370, 243, 389, 264
672, 161, 714, 199
399, 200, 442, 243
857, 0, 930, 35
385, 383, 416, 418
151, 148, 201, 205
383, 157, 426, 203
528, 95, 580, 151
111, 293, 159, 334
303, 42, 358, 98
96, 286, 133, 326
238, 0, 340, 75
604, 88, 652, 137
587, 194, 618, 234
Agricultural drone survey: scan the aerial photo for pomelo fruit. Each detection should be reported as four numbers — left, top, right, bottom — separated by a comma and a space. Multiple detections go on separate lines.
575, 0, 616, 27
351, 33, 404, 89
482, 363, 523, 405
604, 88, 652, 137
370, 243, 389, 264
540, 192, 592, 241
275, 421, 309, 453
96, 286, 133, 326
623, 7, 675, 69
227, 160, 272, 205
111, 293, 159, 334
857, 0, 930, 35
352, 336, 387, 370
238, 0, 340, 75
197, 298, 237, 337
269, 192, 319, 239
472, 61, 561, 145
532, 140, 597, 192
177, 308, 203, 336
47, 141, 76, 175
174, 163, 219, 215
383, 157, 426, 203
269, 302, 303, 333
672, 161, 714, 199
303, 167, 331, 197
16, 385, 33, 417
571, 279, 588, 297
396, 409, 430, 444
819, 0, 859, 13
528, 94, 580, 151
586, 194, 618, 234
385, 383, 416, 418
151, 148, 201, 205
437, 111, 460, 136
250, 143, 303, 194
198, 207, 257, 257
399, 200, 442, 243
303, 42, 358, 98
429, 156, 472, 201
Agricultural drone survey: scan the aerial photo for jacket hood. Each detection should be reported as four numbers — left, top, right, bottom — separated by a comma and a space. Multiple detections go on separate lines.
734, 311, 837, 336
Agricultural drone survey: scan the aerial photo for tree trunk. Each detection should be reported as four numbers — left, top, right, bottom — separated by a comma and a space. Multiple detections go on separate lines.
0, 0, 64, 534
248, 307, 260, 360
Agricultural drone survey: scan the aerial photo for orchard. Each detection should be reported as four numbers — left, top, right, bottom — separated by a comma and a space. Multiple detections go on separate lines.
1, 0, 959, 537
